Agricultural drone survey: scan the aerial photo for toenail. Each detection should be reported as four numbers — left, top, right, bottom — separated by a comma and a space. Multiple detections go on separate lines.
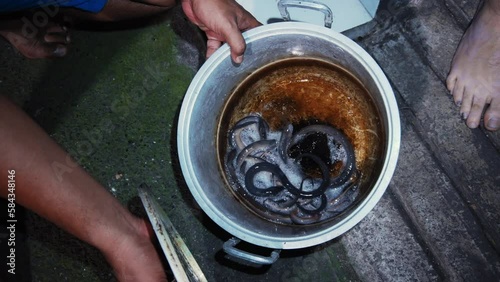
461, 112, 468, 120
468, 121, 479, 128
53, 46, 66, 57
487, 118, 500, 130
456, 100, 461, 107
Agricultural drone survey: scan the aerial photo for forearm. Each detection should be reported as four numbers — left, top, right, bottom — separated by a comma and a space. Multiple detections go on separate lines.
0, 95, 136, 255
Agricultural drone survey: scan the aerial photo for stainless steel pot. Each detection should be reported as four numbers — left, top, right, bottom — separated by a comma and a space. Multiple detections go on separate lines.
177, 22, 400, 264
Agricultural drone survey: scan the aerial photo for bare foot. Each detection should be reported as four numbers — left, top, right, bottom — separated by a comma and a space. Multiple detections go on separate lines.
0, 14, 70, 58
104, 217, 168, 282
446, 0, 500, 131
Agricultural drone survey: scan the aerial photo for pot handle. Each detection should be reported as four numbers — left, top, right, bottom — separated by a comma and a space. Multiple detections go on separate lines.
223, 237, 281, 265
277, 0, 333, 28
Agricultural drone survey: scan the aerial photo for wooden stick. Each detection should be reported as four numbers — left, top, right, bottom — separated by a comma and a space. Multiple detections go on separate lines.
138, 184, 207, 282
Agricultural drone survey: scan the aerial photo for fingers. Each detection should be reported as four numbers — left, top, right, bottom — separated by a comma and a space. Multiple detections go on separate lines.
221, 27, 246, 63
207, 18, 261, 62
206, 38, 222, 58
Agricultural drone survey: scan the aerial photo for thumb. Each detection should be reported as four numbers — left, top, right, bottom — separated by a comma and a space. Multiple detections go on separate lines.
222, 16, 261, 63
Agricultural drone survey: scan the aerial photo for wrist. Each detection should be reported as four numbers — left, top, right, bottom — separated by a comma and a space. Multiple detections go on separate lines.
90, 203, 147, 256
100, 217, 166, 281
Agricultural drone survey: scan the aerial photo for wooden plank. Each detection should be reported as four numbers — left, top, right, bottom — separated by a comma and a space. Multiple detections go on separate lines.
358, 23, 500, 253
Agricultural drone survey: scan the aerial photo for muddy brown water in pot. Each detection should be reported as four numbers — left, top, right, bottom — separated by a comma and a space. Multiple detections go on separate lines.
217, 57, 385, 225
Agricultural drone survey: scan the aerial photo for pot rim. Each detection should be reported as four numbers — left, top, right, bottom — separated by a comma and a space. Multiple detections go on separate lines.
178, 22, 401, 249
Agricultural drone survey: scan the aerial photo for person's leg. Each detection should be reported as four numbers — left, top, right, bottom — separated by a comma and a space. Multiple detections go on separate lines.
446, 0, 500, 131
63, 0, 175, 23
0, 94, 167, 281
0, 0, 175, 58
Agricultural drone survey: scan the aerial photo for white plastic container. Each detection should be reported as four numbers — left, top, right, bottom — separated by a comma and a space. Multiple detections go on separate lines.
237, 0, 380, 32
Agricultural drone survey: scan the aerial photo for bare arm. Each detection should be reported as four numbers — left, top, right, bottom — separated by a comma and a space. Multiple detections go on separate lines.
0, 95, 166, 281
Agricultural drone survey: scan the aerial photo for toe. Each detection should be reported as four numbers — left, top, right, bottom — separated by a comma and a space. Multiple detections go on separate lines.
46, 25, 66, 34
466, 95, 486, 128
44, 33, 70, 44
446, 73, 457, 94
484, 97, 500, 131
28, 43, 67, 58
459, 86, 473, 118
452, 80, 465, 106
51, 44, 67, 57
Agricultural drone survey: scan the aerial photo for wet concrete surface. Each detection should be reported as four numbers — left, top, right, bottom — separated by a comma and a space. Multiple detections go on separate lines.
0, 0, 499, 281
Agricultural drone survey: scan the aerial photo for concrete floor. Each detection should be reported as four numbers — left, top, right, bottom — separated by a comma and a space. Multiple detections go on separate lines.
0, 0, 499, 281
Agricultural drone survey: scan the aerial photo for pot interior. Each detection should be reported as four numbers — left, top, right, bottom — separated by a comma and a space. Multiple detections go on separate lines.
217, 56, 385, 225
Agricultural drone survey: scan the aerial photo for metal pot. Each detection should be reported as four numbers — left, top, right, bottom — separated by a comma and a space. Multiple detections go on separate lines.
177, 22, 400, 264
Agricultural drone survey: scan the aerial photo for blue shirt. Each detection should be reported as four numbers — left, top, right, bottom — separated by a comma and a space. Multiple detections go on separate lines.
0, 0, 107, 13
